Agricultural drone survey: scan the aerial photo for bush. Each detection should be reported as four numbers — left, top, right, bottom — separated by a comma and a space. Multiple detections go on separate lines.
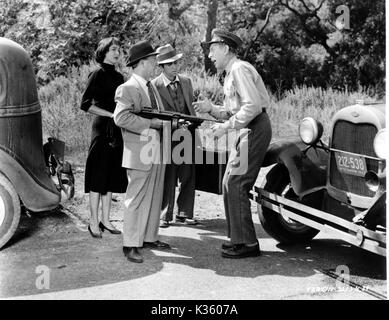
39, 63, 97, 155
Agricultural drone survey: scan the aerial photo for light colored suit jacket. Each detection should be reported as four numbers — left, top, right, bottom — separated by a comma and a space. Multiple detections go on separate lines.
151, 74, 196, 116
114, 75, 164, 171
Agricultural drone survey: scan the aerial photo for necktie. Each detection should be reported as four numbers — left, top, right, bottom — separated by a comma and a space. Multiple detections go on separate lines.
170, 80, 178, 91
146, 81, 158, 109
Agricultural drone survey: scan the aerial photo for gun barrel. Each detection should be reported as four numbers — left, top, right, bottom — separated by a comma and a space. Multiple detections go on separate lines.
138, 109, 223, 124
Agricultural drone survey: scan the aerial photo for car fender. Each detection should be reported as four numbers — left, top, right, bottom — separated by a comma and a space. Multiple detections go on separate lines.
262, 136, 328, 196
0, 148, 60, 212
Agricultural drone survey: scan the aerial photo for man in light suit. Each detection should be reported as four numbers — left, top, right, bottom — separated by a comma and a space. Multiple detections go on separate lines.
114, 40, 170, 263
151, 44, 198, 227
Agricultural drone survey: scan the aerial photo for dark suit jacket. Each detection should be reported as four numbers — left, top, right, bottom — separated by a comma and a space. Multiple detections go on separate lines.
151, 74, 196, 116
152, 73, 197, 217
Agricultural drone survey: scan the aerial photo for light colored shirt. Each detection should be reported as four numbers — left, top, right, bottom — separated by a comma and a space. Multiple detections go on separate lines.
210, 56, 270, 130
161, 72, 179, 87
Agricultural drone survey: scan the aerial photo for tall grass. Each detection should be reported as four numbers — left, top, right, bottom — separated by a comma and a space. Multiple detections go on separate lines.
38, 63, 97, 160
269, 85, 374, 141
38, 63, 380, 163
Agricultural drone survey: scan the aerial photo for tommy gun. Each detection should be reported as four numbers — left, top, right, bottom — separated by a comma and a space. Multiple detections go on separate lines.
138, 107, 224, 129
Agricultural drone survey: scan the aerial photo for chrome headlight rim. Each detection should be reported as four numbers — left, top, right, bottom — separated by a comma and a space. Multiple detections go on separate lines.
373, 128, 387, 159
299, 117, 323, 145
364, 170, 380, 192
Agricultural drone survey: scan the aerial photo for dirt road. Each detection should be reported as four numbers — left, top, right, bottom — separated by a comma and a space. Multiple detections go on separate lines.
0, 172, 386, 299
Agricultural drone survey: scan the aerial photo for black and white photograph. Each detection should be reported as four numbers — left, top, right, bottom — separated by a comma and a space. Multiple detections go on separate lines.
0, 0, 387, 306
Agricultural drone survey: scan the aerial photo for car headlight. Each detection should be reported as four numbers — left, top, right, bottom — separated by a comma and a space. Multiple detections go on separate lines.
299, 117, 323, 145
374, 129, 388, 159
364, 170, 380, 192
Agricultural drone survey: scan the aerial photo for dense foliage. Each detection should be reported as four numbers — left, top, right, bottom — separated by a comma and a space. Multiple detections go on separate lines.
0, 0, 385, 94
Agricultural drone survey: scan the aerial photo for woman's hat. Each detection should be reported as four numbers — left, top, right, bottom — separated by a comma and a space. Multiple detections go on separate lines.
201, 29, 243, 49
126, 40, 157, 67
156, 44, 183, 65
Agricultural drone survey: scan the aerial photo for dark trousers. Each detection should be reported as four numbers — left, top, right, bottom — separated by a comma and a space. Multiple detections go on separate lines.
223, 112, 272, 244
161, 163, 195, 221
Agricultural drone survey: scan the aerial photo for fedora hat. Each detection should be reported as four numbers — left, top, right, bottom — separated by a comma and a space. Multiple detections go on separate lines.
156, 44, 183, 65
126, 40, 157, 67
201, 29, 243, 49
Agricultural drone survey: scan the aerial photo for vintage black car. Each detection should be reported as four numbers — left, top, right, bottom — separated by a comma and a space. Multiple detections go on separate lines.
251, 101, 386, 256
0, 37, 73, 249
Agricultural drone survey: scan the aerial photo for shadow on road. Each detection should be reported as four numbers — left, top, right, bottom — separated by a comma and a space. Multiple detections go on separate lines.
0, 211, 386, 298
1, 208, 72, 251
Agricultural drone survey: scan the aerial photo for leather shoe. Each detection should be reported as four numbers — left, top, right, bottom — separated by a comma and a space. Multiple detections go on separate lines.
99, 221, 121, 234
88, 225, 102, 238
176, 216, 198, 225
123, 247, 143, 263
221, 241, 234, 250
143, 240, 171, 249
159, 220, 170, 228
221, 242, 261, 259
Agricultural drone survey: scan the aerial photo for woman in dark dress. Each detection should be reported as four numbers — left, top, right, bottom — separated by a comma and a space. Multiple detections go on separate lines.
80, 37, 128, 238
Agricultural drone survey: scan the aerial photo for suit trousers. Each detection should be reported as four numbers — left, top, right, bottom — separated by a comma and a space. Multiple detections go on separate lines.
161, 163, 195, 221
123, 163, 165, 247
222, 111, 272, 244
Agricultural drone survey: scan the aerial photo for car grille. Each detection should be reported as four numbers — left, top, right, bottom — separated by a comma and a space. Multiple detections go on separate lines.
330, 120, 378, 197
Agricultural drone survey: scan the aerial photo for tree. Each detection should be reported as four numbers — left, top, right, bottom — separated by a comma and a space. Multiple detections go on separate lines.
202, 0, 218, 74
277, 0, 335, 57
1, 0, 384, 94
216, 0, 385, 93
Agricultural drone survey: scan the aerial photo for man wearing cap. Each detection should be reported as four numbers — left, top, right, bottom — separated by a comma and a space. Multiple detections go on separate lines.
113, 40, 171, 263
151, 44, 198, 228
194, 29, 272, 259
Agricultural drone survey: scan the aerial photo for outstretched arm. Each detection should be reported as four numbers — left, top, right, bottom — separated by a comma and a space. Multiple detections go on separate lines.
192, 99, 230, 120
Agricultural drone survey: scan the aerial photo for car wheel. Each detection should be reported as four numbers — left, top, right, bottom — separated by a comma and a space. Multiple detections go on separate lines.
258, 164, 319, 244
0, 173, 21, 249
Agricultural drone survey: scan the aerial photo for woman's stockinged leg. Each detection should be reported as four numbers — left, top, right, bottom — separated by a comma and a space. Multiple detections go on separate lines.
89, 191, 101, 233
101, 192, 116, 229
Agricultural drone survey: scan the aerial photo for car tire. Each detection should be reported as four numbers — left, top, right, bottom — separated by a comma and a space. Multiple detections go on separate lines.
258, 164, 319, 244
0, 173, 21, 250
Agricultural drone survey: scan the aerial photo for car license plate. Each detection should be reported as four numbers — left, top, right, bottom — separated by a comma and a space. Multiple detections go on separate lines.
334, 151, 367, 177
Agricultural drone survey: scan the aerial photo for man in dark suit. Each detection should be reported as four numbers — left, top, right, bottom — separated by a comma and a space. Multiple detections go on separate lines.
151, 44, 198, 227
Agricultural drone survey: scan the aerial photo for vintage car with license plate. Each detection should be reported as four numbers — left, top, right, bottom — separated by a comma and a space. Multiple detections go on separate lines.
196, 100, 386, 256
251, 100, 386, 256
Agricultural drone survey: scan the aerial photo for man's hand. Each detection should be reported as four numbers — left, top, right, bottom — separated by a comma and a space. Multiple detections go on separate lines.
211, 122, 229, 138
178, 119, 190, 130
150, 118, 164, 129
193, 99, 212, 113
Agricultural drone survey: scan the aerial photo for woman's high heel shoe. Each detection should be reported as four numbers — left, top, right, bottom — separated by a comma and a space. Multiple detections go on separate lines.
88, 225, 102, 238
99, 221, 121, 234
